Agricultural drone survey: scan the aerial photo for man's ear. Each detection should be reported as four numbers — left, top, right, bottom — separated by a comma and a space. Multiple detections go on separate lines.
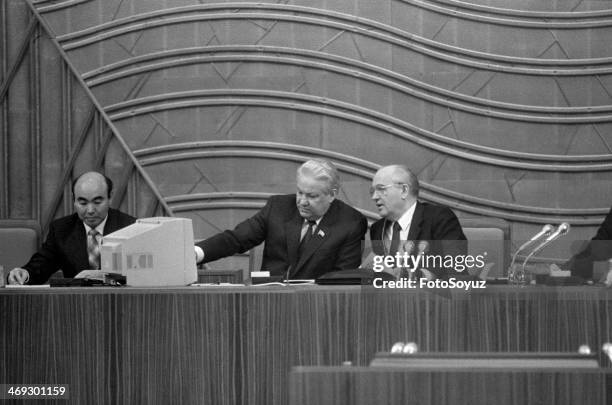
401, 184, 411, 199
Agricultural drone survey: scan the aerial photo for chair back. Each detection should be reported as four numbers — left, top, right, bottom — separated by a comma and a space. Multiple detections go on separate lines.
0, 220, 41, 271
460, 217, 510, 278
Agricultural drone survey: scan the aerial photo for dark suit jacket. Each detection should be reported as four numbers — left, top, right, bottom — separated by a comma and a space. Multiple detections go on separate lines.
566, 206, 612, 279
198, 194, 368, 279
24, 208, 136, 284
370, 201, 467, 278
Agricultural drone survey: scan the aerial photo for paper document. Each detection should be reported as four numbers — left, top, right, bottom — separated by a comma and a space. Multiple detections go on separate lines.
5, 284, 50, 288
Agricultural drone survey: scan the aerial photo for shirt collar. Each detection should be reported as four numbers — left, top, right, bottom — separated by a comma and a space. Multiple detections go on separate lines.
83, 215, 108, 235
304, 217, 323, 226
396, 201, 416, 231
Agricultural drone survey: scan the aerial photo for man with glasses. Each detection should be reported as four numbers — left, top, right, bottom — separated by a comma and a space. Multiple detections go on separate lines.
369, 165, 466, 279
195, 159, 367, 280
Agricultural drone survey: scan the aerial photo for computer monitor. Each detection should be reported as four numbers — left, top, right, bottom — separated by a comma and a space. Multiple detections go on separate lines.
100, 217, 197, 287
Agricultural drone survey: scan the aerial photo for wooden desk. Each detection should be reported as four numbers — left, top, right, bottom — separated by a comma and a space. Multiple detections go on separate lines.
1, 285, 611, 404
289, 366, 612, 405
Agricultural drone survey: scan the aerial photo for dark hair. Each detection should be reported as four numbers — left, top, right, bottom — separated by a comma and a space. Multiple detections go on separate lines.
72, 172, 114, 200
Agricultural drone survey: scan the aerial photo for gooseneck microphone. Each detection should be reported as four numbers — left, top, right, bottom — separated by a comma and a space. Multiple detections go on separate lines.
521, 223, 570, 270
509, 224, 554, 270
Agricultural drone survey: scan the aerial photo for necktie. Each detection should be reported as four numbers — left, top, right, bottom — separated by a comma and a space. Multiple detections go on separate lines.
298, 220, 317, 259
88, 229, 101, 269
388, 221, 401, 256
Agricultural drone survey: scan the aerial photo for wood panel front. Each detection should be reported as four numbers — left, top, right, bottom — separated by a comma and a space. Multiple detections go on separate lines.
1, 285, 611, 404
289, 367, 611, 405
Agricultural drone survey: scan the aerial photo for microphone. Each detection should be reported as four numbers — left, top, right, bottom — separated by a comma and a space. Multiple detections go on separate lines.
284, 265, 293, 284
602, 343, 612, 364
509, 224, 554, 270
390, 342, 405, 353
402, 342, 418, 354
522, 223, 570, 270
399, 241, 415, 279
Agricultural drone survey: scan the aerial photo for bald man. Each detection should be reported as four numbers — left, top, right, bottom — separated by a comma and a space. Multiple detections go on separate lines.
369, 165, 466, 279
8, 171, 136, 285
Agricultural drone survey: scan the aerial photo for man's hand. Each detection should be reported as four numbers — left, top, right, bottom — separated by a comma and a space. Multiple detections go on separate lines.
549, 263, 570, 276
194, 246, 204, 264
8, 268, 29, 285
605, 267, 612, 287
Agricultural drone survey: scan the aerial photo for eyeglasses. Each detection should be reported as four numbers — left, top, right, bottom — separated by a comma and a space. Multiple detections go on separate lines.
369, 183, 407, 196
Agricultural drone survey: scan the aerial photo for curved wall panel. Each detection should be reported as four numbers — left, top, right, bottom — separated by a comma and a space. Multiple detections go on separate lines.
2, 0, 611, 264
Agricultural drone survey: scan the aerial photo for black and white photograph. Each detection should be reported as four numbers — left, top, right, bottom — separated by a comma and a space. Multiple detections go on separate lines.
1, 0, 611, 403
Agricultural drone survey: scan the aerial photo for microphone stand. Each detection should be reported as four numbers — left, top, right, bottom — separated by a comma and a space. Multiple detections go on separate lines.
415, 241, 429, 281
517, 224, 570, 285
508, 225, 553, 284
399, 241, 415, 281
284, 265, 292, 285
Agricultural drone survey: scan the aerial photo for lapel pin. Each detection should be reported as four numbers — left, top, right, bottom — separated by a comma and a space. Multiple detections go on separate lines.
318, 230, 325, 238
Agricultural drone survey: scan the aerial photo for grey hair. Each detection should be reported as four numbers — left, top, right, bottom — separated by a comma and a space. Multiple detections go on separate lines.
297, 159, 340, 194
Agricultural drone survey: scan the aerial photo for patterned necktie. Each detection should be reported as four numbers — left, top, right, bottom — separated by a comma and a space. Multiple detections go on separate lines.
87, 229, 101, 269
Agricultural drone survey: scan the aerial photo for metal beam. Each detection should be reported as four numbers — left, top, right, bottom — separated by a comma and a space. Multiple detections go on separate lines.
0, 18, 38, 103
24, 1, 173, 219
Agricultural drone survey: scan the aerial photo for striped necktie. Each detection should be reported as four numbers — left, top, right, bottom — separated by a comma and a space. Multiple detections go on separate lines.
87, 229, 101, 269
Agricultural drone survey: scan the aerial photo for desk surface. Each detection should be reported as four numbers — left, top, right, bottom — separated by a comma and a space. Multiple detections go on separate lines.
1, 283, 611, 295
1, 285, 611, 404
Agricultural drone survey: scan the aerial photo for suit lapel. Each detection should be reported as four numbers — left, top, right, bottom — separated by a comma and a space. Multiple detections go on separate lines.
407, 202, 423, 241
293, 222, 328, 275
103, 209, 116, 235
370, 220, 385, 255
291, 201, 338, 277
67, 218, 89, 269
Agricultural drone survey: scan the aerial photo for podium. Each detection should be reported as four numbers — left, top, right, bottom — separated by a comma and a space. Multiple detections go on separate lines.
289, 352, 612, 405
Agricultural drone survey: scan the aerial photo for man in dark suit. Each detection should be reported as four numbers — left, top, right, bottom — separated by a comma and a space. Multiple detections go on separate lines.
369, 165, 466, 279
8, 171, 136, 285
563, 206, 612, 279
195, 159, 367, 279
